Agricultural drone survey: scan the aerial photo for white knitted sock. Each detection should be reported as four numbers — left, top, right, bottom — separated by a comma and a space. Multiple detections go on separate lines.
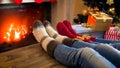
43, 20, 68, 43
32, 20, 54, 52
41, 37, 54, 52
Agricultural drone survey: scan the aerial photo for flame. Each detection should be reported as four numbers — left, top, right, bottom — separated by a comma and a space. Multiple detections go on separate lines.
3, 23, 28, 43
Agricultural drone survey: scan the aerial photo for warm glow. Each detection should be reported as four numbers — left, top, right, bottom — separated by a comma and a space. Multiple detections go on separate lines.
3, 23, 28, 43
0, 3, 43, 44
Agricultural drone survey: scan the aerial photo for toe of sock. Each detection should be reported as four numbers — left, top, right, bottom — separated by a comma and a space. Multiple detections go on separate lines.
43, 20, 51, 27
33, 20, 43, 29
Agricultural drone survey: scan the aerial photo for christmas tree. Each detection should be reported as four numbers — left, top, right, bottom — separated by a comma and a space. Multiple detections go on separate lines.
83, 0, 120, 24
74, 0, 120, 25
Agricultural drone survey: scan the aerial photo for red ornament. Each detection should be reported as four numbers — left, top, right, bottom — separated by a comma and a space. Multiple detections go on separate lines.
35, 0, 43, 3
13, 0, 22, 4
50, 0, 56, 3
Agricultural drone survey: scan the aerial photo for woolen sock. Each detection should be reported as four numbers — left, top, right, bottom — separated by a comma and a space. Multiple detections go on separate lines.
32, 20, 58, 57
63, 20, 96, 42
32, 20, 49, 43
41, 37, 59, 57
56, 22, 76, 38
63, 20, 82, 36
43, 20, 58, 37
43, 20, 74, 46
53, 34, 73, 46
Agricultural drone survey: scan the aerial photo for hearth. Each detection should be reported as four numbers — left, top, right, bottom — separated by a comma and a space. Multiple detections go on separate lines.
0, 2, 51, 52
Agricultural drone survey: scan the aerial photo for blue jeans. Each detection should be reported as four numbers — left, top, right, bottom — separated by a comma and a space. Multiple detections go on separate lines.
71, 40, 120, 67
95, 38, 120, 44
53, 38, 120, 68
54, 44, 116, 68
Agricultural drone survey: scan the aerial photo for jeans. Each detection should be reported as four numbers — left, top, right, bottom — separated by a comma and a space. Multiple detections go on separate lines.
95, 38, 120, 44
71, 40, 120, 67
53, 38, 120, 68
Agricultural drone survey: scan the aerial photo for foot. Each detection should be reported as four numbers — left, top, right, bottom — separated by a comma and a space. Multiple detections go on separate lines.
32, 20, 49, 43
43, 20, 73, 45
32, 20, 58, 57
43, 20, 58, 37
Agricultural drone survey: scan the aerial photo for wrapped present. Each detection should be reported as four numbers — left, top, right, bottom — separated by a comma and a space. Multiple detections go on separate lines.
87, 12, 113, 31
104, 27, 120, 40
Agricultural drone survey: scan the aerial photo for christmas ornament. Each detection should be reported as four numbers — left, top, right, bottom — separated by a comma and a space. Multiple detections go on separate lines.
35, 0, 43, 3
106, 0, 114, 5
82, 10, 88, 16
109, 8, 115, 14
13, 0, 22, 4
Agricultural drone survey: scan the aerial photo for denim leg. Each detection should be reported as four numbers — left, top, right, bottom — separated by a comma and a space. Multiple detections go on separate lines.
71, 40, 120, 51
110, 43, 120, 50
71, 40, 120, 67
93, 44, 120, 67
54, 44, 116, 68
96, 38, 120, 44
71, 40, 95, 48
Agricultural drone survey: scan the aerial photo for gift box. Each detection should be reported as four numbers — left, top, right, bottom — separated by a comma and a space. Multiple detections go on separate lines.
87, 12, 113, 31
104, 27, 120, 40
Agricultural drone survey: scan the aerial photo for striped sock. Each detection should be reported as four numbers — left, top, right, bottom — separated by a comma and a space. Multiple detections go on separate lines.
32, 20, 58, 57
43, 20, 73, 46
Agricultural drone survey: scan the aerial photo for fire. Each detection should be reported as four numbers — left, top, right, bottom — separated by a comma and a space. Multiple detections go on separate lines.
3, 23, 28, 43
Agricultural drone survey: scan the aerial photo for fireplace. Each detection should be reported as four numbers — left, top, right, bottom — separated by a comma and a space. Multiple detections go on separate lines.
0, 2, 51, 52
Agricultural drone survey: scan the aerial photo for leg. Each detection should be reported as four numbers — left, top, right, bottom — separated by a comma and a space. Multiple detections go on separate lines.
54, 44, 115, 68
33, 20, 116, 68
96, 38, 120, 43
110, 43, 120, 50
93, 44, 120, 67
71, 40, 120, 67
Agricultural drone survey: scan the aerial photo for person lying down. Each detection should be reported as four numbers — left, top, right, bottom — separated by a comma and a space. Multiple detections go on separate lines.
33, 20, 120, 68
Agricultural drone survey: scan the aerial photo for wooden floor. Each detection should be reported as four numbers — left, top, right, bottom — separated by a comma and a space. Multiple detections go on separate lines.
0, 43, 66, 68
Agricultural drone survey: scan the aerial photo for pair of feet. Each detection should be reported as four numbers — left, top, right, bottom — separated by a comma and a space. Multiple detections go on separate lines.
56, 20, 96, 42
32, 20, 73, 55
56, 20, 80, 38
32, 20, 68, 43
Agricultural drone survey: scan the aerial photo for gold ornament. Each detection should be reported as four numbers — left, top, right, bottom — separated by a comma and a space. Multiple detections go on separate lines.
82, 10, 88, 16
107, 0, 114, 5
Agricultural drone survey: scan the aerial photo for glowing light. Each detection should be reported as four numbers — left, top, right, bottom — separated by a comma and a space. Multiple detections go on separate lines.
13, 0, 22, 4
35, 0, 43, 3
50, 0, 56, 3
3, 23, 28, 43
14, 29, 20, 40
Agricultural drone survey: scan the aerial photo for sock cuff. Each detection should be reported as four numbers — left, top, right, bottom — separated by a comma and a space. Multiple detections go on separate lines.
62, 38, 74, 46
47, 40, 59, 57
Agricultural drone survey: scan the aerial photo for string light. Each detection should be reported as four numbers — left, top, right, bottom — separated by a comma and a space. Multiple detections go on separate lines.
50, 0, 57, 3
13, 0, 22, 4
35, 0, 43, 4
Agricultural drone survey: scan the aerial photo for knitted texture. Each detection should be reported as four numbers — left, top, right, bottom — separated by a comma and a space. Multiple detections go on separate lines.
56, 22, 76, 38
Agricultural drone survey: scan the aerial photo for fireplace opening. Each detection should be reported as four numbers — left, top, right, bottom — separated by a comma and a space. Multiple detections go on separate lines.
0, 2, 51, 52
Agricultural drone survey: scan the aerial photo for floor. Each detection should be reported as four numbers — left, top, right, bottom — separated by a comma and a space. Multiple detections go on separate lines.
0, 43, 66, 68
